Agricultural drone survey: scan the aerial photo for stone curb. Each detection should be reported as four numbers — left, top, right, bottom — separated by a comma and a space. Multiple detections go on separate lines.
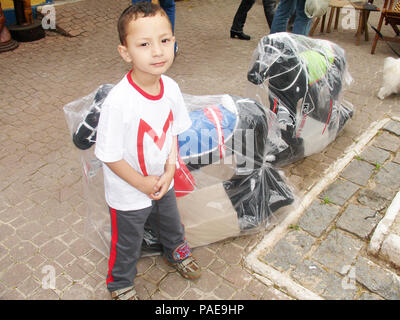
245, 117, 392, 300
369, 116, 400, 268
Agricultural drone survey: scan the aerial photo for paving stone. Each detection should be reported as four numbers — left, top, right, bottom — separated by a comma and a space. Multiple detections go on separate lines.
9, 241, 39, 263
298, 201, 340, 237
373, 132, 400, 152
261, 286, 293, 300
291, 259, 357, 300
17, 276, 41, 298
340, 159, 375, 186
222, 265, 253, 289
159, 272, 190, 298
217, 242, 243, 265
0, 263, 32, 288
337, 204, 382, 240
357, 292, 384, 300
319, 179, 360, 206
355, 256, 400, 300
0, 224, 15, 242
15, 221, 43, 241
360, 146, 391, 165
263, 230, 315, 272
134, 276, 158, 300
231, 289, 257, 300
357, 188, 391, 211
394, 152, 400, 164
214, 283, 235, 300
61, 283, 94, 300
192, 247, 216, 268
312, 229, 364, 274
190, 269, 220, 293
383, 120, 400, 136
374, 162, 400, 191
40, 239, 68, 260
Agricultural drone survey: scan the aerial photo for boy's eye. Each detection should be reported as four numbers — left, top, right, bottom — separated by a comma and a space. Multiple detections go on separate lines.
139, 42, 149, 47
161, 38, 170, 43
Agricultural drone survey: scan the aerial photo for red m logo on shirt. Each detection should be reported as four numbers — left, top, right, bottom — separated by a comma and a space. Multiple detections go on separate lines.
137, 110, 174, 176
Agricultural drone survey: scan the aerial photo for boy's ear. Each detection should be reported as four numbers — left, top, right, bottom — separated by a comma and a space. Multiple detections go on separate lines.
117, 44, 132, 63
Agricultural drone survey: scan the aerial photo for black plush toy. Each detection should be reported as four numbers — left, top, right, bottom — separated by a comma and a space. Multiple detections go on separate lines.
72, 84, 114, 150
70, 86, 294, 250
248, 33, 354, 166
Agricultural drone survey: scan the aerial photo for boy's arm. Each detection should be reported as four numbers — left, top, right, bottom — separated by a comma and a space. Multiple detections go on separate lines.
105, 159, 160, 196
151, 135, 177, 200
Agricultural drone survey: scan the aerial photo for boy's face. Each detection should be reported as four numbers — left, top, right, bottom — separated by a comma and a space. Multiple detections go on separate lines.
118, 13, 175, 78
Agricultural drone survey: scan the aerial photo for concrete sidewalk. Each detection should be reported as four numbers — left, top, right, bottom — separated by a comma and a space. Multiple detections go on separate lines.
0, 0, 399, 300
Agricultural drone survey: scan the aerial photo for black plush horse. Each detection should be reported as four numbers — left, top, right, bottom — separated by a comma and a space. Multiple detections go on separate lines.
248, 33, 354, 166
68, 85, 294, 254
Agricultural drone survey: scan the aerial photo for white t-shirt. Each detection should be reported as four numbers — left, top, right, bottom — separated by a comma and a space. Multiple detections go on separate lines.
95, 72, 192, 211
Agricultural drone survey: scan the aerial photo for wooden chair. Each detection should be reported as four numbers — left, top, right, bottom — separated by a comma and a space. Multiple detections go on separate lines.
371, 0, 400, 54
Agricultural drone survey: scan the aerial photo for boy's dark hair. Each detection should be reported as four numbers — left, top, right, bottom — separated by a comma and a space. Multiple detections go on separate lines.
118, 2, 170, 46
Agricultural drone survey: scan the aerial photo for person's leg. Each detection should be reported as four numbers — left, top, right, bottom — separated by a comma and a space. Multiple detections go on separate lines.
159, 0, 175, 32
231, 0, 256, 38
106, 206, 152, 293
269, 0, 296, 34
146, 189, 186, 262
292, 0, 312, 35
262, 0, 277, 29
147, 188, 201, 279
159, 0, 178, 53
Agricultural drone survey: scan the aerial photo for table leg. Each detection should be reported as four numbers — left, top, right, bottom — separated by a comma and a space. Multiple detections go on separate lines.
320, 14, 326, 33
355, 10, 363, 45
334, 8, 340, 30
364, 10, 369, 41
327, 7, 335, 33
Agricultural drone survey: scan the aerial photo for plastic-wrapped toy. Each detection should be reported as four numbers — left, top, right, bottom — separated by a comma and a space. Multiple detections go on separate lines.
64, 86, 295, 257
247, 32, 354, 166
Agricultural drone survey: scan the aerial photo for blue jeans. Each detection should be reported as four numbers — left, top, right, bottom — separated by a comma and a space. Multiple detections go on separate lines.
269, 0, 311, 35
131, 0, 176, 32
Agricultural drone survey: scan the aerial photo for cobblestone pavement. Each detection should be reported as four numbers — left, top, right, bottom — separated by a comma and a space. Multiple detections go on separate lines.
0, 0, 399, 300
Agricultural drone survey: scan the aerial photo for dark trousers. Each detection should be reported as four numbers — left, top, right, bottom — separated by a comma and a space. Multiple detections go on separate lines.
231, 0, 277, 32
106, 188, 187, 292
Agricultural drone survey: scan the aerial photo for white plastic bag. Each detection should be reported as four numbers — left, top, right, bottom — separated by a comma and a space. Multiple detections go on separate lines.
305, 0, 330, 18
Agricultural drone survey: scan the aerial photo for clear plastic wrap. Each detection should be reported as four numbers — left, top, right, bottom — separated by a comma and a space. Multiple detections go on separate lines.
247, 32, 354, 166
63, 87, 295, 257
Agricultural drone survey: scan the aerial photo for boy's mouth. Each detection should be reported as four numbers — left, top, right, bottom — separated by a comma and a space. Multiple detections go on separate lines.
151, 61, 166, 67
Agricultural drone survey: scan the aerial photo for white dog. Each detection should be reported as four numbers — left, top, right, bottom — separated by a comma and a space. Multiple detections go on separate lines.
378, 57, 400, 100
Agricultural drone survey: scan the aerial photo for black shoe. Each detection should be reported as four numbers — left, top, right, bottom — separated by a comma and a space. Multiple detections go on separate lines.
230, 30, 251, 40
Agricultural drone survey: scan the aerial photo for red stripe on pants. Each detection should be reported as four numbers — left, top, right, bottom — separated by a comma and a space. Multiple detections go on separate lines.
106, 208, 118, 285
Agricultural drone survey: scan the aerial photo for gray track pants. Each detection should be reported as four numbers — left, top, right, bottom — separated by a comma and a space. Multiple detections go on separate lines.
106, 188, 189, 292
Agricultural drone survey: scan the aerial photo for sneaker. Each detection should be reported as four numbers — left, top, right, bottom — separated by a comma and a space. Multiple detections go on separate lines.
167, 255, 202, 280
110, 286, 139, 300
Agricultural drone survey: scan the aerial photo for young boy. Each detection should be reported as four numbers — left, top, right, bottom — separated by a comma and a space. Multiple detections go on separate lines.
94, 2, 201, 300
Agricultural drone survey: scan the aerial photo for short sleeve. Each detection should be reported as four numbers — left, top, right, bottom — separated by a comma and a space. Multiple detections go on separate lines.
170, 85, 192, 136
94, 99, 125, 163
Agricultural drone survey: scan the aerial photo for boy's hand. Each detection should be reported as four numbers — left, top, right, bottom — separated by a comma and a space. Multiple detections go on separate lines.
150, 170, 174, 200
140, 175, 161, 197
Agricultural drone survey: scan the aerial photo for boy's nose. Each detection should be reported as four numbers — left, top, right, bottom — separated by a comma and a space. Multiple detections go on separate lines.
152, 43, 163, 56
